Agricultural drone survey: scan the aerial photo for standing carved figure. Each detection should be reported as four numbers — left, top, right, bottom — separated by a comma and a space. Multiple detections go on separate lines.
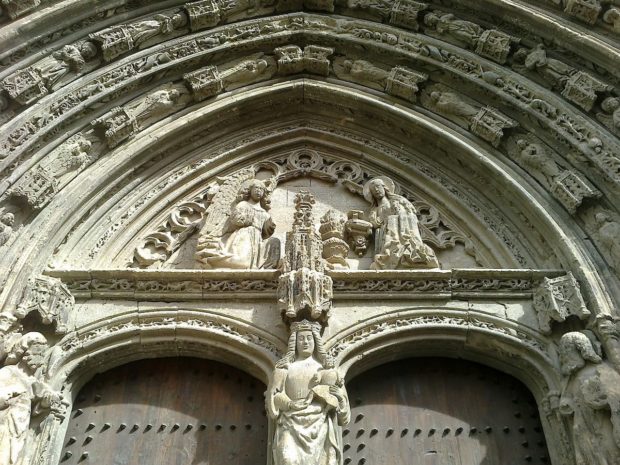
595, 212, 620, 272
519, 45, 574, 90
362, 177, 438, 269
516, 139, 561, 183
267, 320, 350, 465
197, 179, 279, 268
558, 331, 620, 465
0, 333, 64, 465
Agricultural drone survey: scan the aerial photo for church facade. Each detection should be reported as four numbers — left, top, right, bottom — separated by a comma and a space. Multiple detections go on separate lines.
0, 1, 619, 464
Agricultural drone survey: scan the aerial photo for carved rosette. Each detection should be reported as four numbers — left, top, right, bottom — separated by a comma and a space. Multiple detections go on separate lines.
278, 191, 333, 326
16, 276, 74, 334
533, 272, 590, 334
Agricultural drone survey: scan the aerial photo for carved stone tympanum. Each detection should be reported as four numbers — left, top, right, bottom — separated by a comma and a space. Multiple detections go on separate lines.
267, 320, 350, 465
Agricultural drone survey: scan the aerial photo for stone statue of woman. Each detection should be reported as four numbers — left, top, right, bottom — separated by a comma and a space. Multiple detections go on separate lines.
362, 176, 438, 269
267, 320, 350, 465
200, 179, 280, 269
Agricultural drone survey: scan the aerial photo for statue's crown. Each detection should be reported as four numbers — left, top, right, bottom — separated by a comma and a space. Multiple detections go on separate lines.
290, 319, 320, 332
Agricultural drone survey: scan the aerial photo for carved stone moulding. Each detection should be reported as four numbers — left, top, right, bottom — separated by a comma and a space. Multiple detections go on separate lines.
44, 269, 280, 300
329, 269, 565, 299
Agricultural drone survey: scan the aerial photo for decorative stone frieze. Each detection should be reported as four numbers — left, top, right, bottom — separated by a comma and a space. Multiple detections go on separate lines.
533, 273, 590, 334
16, 276, 74, 334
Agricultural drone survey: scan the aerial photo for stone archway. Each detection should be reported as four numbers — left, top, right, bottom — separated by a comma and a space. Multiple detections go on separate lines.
1, 2, 619, 465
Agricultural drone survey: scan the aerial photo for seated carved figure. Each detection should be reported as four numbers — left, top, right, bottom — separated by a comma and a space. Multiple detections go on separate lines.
354, 176, 438, 270
267, 320, 350, 465
558, 331, 620, 465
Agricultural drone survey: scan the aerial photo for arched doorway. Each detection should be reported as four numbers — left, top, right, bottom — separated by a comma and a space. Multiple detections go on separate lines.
57, 358, 268, 465
345, 358, 550, 465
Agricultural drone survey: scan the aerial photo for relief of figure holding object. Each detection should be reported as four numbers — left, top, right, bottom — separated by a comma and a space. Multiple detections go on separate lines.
348, 176, 438, 270
267, 320, 350, 465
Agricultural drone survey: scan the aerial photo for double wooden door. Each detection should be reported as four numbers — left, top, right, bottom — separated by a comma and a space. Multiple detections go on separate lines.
59, 357, 550, 465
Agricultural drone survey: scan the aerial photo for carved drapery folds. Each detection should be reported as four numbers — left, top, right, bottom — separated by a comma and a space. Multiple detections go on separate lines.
0, 332, 66, 465
346, 176, 439, 270
533, 273, 590, 335
267, 320, 350, 465
558, 331, 620, 465
194, 169, 281, 269
279, 191, 333, 326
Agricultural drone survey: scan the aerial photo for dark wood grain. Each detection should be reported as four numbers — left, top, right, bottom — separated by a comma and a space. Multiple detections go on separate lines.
58, 358, 267, 465
344, 358, 550, 465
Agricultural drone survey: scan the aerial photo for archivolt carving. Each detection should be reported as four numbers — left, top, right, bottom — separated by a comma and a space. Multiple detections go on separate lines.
326, 311, 551, 363
1, 12, 618, 190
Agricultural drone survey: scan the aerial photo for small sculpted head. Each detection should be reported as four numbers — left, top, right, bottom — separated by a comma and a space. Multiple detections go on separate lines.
296, 330, 315, 359
0, 311, 17, 333
6, 332, 48, 372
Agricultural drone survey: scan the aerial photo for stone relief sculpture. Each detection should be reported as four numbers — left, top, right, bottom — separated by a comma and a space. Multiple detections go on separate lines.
513, 139, 600, 214
513, 45, 612, 111
346, 176, 439, 269
335, 58, 427, 102
0, 333, 65, 465
184, 54, 275, 101
532, 273, 590, 334
423, 86, 517, 147
558, 331, 620, 465
594, 212, 620, 272
89, 12, 189, 61
8, 134, 96, 210
196, 178, 280, 269
0, 212, 15, 247
0, 311, 21, 364
267, 320, 350, 465
1, 42, 98, 106
597, 97, 620, 136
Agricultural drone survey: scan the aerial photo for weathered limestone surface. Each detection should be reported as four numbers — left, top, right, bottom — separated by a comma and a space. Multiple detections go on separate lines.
0, 1, 619, 464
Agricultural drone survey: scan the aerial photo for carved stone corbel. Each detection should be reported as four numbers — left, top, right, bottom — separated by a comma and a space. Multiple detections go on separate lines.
91, 107, 138, 148
470, 107, 518, 147
16, 276, 74, 334
385, 67, 427, 103
532, 273, 590, 334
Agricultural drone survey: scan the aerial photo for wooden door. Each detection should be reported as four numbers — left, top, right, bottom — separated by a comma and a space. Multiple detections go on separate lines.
344, 358, 550, 465
58, 358, 267, 465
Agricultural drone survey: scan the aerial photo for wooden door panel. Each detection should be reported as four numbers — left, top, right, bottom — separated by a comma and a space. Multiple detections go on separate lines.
58, 358, 267, 465
344, 358, 550, 465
